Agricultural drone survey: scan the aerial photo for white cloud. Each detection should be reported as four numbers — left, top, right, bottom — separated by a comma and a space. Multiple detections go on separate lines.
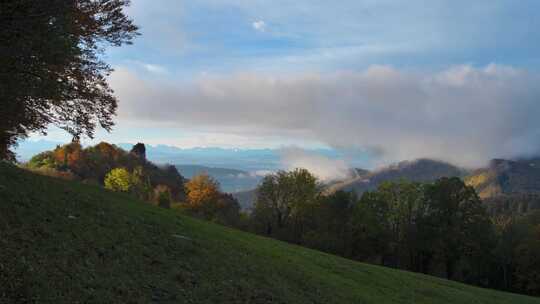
123, 61, 169, 75
142, 63, 168, 74
251, 170, 274, 177
252, 20, 266, 32
109, 64, 540, 168
280, 147, 352, 182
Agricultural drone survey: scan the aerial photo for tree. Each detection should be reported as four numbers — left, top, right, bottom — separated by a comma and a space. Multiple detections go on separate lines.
491, 215, 528, 291
155, 185, 172, 209
104, 168, 132, 192
183, 174, 241, 225
185, 174, 220, 207
354, 181, 424, 268
53, 142, 84, 171
305, 190, 357, 255
212, 193, 241, 226
418, 177, 494, 280
252, 168, 320, 243
514, 224, 540, 295
27, 151, 57, 169
131, 166, 152, 200
0, 0, 139, 160
348, 190, 392, 263
24, 142, 187, 201
511, 212, 540, 295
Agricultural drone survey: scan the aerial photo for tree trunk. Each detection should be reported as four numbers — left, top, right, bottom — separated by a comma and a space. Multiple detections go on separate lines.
0, 131, 16, 162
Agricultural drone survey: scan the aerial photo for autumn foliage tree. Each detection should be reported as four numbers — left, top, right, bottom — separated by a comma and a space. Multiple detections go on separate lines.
27, 142, 186, 203
0, 0, 139, 160
104, 168, 132, 192
185, 174, 241, 225
185, 174, 220, 208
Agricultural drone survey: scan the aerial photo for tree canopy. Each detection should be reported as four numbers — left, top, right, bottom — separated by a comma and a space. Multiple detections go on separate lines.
0, 0, 139, 160
184, 173, 241, 226
27, 142, 186, 202
104, 167, 132, 192
185, 174, 221, 207
252, 168, 321, 242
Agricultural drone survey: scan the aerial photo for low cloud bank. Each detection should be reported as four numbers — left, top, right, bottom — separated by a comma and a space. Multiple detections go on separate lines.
280, 148, 352, 182
110, 64, 540, 168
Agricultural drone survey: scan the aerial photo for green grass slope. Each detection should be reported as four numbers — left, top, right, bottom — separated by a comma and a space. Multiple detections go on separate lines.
0, 163, 538, 304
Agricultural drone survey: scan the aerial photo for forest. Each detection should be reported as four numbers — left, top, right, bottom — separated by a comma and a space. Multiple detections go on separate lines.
249, 170, 540, 296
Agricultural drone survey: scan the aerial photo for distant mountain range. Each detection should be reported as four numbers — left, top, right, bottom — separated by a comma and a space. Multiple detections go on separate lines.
465, 158, 540, 198
15, 140, 283, 170
121, 144, 283, 172
464, 158, 540, 215
175, 164, 247, 178
327, 159, 468, 194
15, 140, 348, 172
175, 164, 265, 193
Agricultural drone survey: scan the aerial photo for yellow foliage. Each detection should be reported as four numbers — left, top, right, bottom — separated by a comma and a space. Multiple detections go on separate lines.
465, 172, 490, 187
478, 184, 502, 199
185, 174, 220, 207
104, 168, 132, 192
465, 171, 501, 199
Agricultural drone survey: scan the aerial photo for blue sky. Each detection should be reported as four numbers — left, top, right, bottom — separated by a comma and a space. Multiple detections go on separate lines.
29, 0, 540, 168
108, 0, 540, 74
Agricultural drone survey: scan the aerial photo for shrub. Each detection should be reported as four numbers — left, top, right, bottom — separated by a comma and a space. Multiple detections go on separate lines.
104, 168, 132, 192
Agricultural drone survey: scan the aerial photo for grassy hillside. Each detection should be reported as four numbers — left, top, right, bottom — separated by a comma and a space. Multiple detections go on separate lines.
0, 163, 537, 304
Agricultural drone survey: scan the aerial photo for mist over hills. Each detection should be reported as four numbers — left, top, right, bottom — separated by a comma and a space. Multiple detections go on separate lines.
236, 157, 540, 212
327, 158, 468, 194
464, 158, 540, 215
328, 157, 540, 216
235, 159, 468, 210
465, 158, 540, 198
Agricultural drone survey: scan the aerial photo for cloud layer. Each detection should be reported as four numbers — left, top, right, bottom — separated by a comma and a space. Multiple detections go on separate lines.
109, 64, 540, 168
280, 148, 352, 182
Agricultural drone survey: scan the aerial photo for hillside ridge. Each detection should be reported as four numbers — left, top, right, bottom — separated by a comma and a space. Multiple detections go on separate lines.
465, 157, 540, 199
326, 158, 467, 195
